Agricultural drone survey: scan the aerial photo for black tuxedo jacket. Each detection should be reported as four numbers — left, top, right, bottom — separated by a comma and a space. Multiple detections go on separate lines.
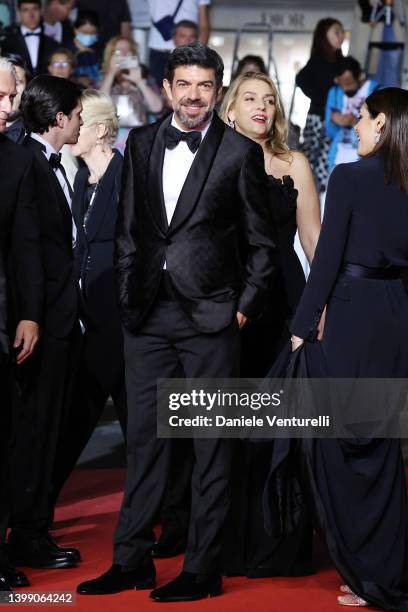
0, 248, 8, 359
72, 150, 123, 340
115, 113, 277, 334
0, 134, 43, 330
2, 26, 59, 76
23, 136, 78, 338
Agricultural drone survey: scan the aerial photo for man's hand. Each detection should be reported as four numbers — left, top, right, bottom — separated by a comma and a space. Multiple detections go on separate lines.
290, 335, 304, 352
236, 311, 248, 329
13, 320, 40, 365
331, 112, 357, 128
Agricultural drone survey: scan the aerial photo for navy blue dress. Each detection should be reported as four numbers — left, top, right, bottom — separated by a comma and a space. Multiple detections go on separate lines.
291, 156, 408, 610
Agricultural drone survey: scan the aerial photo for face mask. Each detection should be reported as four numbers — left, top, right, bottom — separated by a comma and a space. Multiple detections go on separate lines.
76, 33, 97, 47
344, 88, 359, 98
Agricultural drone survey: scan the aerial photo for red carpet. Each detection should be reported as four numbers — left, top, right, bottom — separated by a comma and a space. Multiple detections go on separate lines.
17, 468, 349, 611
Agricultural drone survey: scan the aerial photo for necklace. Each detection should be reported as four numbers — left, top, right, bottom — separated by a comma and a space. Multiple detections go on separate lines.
83, 180, 100, 231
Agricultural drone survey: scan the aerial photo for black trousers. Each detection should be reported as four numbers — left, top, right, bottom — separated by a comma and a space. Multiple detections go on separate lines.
10, 324, 82, 533
0, 359, 12, 563
52, 325, 127, 502
113, 298, 240, 573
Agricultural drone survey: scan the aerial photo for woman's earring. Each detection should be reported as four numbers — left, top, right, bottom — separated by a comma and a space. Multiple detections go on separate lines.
374, 130, 381, 144
228, 118, 235, 130
96, 138, 103, 146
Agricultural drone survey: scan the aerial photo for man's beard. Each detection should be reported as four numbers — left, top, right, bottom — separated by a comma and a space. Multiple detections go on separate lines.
174, 99, 213, 129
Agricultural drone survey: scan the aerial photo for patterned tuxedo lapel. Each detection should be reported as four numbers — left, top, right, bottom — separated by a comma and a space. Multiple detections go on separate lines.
168, 114, 225, 235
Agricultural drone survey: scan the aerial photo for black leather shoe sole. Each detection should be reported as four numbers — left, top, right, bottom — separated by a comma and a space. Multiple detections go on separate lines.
77, 577, 155, 595
150, 587, 222, 602
8, 556, 77, 570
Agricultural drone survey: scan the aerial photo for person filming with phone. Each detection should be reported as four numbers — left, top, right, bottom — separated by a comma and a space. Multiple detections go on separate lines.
100, 35, 163, 151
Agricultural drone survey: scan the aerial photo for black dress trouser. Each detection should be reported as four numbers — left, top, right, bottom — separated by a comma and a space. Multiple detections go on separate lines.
10, 324, 82, 533
113, 296, 240, 574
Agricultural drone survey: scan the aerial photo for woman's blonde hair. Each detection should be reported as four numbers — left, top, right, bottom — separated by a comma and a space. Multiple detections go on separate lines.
220, 72, 290, 160
81, 89, 119, 144
102, 35, 139, 75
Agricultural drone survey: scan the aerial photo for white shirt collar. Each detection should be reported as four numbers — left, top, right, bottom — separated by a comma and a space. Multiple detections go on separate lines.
31, 132, 59, 159
21, 25, 42, 35
170, 113, 212, 142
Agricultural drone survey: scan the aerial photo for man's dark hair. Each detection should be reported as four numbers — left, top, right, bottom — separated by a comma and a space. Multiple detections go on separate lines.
4, 53, 32, 82
335, 56, 363, 81
17, 0, 41, 7
165, 42, 224, 88
234, 54, 267, 79
21, 74, 81, 134
74, 9, 99, 29
172, 19, 199, 37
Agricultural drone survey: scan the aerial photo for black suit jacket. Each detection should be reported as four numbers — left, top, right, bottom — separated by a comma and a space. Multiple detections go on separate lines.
72, 150, 123, 342
115, 113, 277, 334
0, 249, 8, 360
0, 134, 43, 330
23, 136, 78, 338
1, 26, 59, 76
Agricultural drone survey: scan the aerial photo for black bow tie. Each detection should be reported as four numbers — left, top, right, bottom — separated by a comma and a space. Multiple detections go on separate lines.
49, 152, 62, 169
24, 31, 41, 37
165, 125, 202, 153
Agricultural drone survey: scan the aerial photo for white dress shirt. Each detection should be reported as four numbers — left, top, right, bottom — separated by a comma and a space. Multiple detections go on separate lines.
20, 26, 41, 69
148, 0, 211, 51
161, 114, 211, 268
44, 20, 63, 43
31, 132, 77, 248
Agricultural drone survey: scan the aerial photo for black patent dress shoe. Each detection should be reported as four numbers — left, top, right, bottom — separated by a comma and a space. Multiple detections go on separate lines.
7, 531, 77, 569
77, 562, 156, 595
150, 571, 222, 602
0, 565, 29, 588
42, 534, 80, 562
150, 532, 187, 558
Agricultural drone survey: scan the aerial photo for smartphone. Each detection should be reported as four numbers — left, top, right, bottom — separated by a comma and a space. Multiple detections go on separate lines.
120, 56, 139, 70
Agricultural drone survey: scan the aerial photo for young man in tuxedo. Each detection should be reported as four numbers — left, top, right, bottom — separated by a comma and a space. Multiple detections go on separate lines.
0, 57, 43, 590
2, 0, 59, 76
78, 42, 276, 602
7, 75, 83, 571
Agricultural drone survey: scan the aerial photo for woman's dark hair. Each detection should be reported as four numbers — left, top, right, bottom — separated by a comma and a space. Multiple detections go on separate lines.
165, 42, 224, 88
74, 9, 99, 29
365, 87, 408, 193
234, 55, 267, 78
311, 18, 343, 60
21, 74, 82, 134
335, 56, 363, 81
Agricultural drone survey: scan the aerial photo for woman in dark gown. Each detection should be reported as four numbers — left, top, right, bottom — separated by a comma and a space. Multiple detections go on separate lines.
291, 87, 408, 609
219, 72, 321, 577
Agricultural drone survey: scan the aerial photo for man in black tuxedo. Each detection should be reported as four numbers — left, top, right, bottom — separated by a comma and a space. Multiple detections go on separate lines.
2, 0, 59, 76
0, 56, 43, 590
78, 43, 276, 601
7, 75, 84, 571
43, 0, 75, 46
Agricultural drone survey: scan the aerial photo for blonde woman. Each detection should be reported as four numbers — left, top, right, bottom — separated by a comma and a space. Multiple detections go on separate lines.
53, 90, 126, 498
219, 72, 321, 577
100, 36, 163, 152
221, 72, 321, 375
